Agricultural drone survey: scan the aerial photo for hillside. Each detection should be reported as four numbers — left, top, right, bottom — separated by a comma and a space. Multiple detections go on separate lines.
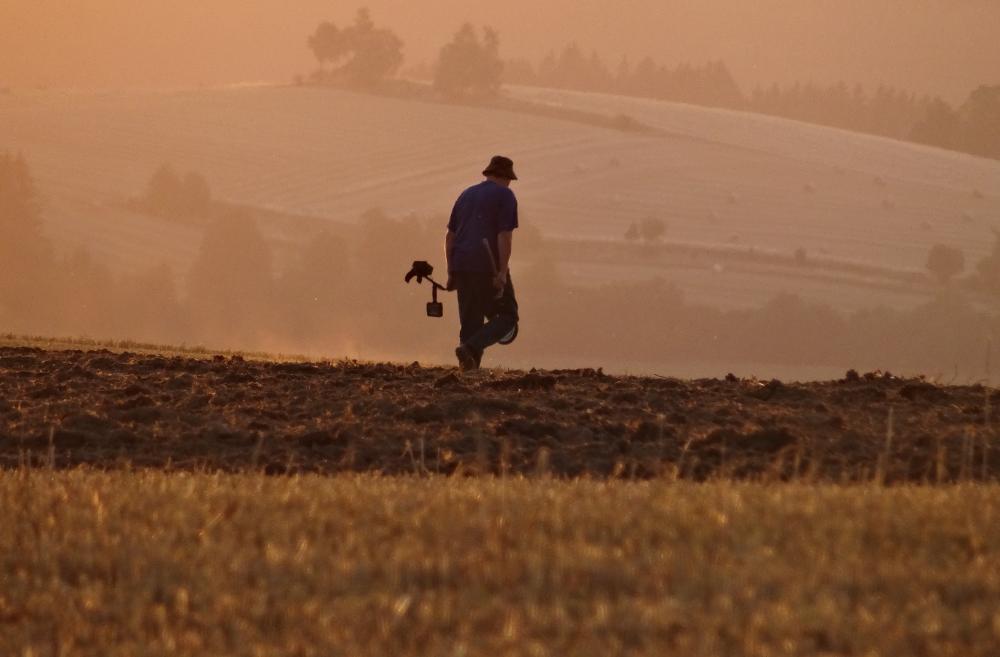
1, 86, 998, 314
3, 343, 998, 482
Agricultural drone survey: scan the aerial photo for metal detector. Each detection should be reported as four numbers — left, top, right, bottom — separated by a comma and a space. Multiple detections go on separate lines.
403, 256, 518, 345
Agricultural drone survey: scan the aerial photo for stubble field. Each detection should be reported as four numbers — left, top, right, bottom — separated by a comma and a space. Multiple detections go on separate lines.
4, 472, 1000, 656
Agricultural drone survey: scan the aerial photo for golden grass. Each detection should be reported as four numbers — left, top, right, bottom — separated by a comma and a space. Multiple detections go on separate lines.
3, 471, 1000, 656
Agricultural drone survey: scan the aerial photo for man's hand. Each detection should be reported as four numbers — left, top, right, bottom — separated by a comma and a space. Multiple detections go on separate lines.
446, 274, 456, 291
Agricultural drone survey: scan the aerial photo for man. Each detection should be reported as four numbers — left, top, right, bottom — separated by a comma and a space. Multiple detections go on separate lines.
446, 155, 520, 371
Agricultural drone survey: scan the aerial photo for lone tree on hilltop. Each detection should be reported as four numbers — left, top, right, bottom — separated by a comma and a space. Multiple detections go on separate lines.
434, 24, 503, 98
307, 8, 403, 88
926, 243, 965, 285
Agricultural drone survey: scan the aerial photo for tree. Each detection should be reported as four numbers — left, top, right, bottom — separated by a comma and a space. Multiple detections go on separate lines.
434, 24, 503, 98
306, 9, 403, 88
180, 171, 212, 216
143, 164, 182, 215
975, 230, 1000, 292
142, 164, 212, 220
910, 98, 960, 150
639, 216, 666, 243
307, 21, 346, 68
926, 243, 965, 285
186, 211, 275, 346
958, 85, 1000, 159
275, 230, 351, 343
0, 152, 54, 325
53, 248, 117, 337
0, 153, 46, 250
115, 263, 186, 344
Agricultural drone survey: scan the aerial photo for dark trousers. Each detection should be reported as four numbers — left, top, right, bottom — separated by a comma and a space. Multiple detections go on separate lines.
453, 271, 519, 358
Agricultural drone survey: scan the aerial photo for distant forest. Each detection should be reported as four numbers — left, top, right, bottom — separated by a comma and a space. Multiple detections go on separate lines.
304, 10, 1000, 161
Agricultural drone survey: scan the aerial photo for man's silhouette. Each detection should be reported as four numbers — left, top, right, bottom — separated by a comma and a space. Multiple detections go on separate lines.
446, 155, 520, 370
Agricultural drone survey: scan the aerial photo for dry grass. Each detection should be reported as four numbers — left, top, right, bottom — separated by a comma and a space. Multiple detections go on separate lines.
3, 471, 1000, 656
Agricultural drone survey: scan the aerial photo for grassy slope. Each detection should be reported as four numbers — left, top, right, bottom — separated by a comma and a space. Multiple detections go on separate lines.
2, 86, 998, 310
3, 471, 1000, 656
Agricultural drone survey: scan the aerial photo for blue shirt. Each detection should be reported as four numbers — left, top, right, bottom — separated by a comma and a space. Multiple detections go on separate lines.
447, 180, 518, 273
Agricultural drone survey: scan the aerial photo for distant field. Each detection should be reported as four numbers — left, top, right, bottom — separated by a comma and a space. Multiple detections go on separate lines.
2, 85, 998, 311
4, 471, 1000, 656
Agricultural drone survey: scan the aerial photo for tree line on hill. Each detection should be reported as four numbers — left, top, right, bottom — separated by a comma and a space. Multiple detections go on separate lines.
305, 9, 503, 99
505, 45, 1000, 160
302, 8, 1000, 161
4, 152, 1000, 378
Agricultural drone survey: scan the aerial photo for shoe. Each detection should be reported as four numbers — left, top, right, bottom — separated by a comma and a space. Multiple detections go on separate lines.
455, 344, 479, 371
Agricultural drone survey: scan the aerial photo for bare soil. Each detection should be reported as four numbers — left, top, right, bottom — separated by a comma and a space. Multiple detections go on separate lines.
2, 346, 998, 482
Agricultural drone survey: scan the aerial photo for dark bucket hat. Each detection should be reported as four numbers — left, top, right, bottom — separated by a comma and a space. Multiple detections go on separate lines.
482, 155, 518, 181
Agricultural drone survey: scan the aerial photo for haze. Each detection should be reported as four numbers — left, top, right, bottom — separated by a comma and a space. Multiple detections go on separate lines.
3, 0, 1000, 379
2, 0, 998, 101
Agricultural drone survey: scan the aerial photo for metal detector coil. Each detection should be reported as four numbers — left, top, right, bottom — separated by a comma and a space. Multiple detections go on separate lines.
481, 239, 519, 345
499, 323, 518, 345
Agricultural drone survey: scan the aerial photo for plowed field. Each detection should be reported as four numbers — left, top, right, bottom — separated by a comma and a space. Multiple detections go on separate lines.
2, 345, 998, 482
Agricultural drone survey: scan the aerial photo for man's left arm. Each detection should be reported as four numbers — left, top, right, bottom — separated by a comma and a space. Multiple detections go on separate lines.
495, 190, 517, 290
495, 230, 513, 290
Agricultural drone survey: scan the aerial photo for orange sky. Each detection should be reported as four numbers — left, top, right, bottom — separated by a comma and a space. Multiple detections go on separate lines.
1, 0, 996, 101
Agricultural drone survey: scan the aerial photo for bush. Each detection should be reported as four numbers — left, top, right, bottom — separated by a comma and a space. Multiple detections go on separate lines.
925, 244, 964, 285
142, 164, 212, 220
639, 216, 666, 242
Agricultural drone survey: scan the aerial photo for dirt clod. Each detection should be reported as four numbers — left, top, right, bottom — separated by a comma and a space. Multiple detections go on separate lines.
486, 373, 557, 391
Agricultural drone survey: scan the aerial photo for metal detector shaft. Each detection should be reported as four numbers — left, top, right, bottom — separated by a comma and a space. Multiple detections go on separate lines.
482, 238, 504, 298
481, 240, 519, 345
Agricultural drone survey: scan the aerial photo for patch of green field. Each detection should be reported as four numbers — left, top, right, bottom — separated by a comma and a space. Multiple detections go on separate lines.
3, 471, 1000, 656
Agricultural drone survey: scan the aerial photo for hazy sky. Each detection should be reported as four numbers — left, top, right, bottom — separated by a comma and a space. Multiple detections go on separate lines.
1, 0, 996, 101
